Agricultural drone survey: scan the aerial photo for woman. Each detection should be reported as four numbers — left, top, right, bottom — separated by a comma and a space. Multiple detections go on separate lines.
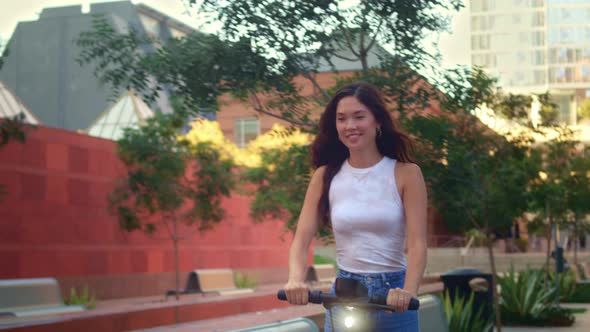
284, 82, 427, 331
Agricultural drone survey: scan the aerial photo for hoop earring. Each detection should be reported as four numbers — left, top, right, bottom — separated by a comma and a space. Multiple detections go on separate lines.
376, 127, 382, 138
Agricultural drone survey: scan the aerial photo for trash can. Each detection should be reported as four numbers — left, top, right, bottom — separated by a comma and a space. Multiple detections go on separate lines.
440, 268, 493, 321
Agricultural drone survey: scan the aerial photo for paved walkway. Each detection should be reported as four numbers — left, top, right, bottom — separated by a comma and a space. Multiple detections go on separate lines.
502, 303, 590, 332
131, 305, 324, 332
132, 302, 590, 332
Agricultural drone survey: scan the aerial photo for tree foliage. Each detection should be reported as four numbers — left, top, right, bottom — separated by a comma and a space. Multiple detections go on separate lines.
243, 141, 314, 234
406, 67, 537, 235
0, 38, 10, 71
110, 111, 235, 233
108, 108, 235, 300
578, 99, 590, 121
74, 1, 469, 239
403, 67, 539, 331
77, 1, 463, 128
495, 93, 532, 121
0, 113, 34, 201
536, 92, 559, 126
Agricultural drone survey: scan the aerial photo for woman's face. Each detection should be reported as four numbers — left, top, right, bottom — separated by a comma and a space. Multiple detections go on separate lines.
335, 96, 380, 151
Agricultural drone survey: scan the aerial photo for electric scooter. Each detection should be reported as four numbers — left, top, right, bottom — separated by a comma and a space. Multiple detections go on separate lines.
278, 277, 420, 331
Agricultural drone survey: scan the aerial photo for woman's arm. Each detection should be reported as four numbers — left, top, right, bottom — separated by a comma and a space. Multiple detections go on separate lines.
388, 162, 427, 312
284, 166, 325, 304
401, 163, 428, 296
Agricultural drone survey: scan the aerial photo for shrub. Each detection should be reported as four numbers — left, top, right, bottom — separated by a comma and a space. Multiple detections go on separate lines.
465, 228, 487, 247
498, 267, 574, 326
550, 269, 590, 303
441, 289, 493, 332
234, 272, 257, 289
65, 286, 96, 309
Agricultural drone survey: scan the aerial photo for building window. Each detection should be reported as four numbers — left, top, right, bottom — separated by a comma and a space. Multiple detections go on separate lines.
170, 27, 187, 39
560, 28, 574, 43
534, 70, 546, 84
532, 31, 545, 46
512, 14, 521, 24
139, 14, 160, 39
472, 0, 495, 12
472, 35, 490, 50
532, 11, 545, 27
234, 117, 259, 148
534, 50, 545, 65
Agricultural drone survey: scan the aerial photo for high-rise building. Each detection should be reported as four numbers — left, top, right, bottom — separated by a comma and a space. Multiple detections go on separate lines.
470, 0, 590, 124
0, 1, 196, 132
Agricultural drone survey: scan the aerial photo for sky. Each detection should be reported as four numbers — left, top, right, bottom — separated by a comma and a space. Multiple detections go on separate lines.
0, 0, 472, 69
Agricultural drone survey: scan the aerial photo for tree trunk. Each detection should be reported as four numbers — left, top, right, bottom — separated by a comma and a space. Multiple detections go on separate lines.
173, 218, 180, 324
544, 202, 552, 289
574, 217, 579, 265
360, 53, 368, 72
486, 232, 502, 332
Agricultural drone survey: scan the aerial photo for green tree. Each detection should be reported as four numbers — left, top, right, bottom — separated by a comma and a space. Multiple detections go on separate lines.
578, 99, 590, 121
494, 93, 532, 122
528, 127, 575, 282
565, 145, 590, 265
0, 38, 10, 71
243, 142, 314, 233
0, 113, 33, 201
108, 109, 235, 306
528, 127, 590, 276
404, 67, 539, 332
75, 1, 464, 238
536, 92, 559, 126
77, 1, 462, 128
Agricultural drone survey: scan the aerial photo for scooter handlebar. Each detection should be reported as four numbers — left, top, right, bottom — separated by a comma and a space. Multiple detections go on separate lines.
277, 289, 325, 304
277, 290, 419, 311
370, 294, 420, 310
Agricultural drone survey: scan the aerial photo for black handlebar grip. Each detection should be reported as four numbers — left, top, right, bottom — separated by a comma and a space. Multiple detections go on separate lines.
370, 294, 420, 310
408, 298, 420, 310
277, 290, 324, 304
277, 289, 287, 301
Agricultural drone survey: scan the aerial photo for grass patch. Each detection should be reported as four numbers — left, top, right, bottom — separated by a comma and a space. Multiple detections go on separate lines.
234, 272, 257, 289
313, 255, 337, 266
566, 308, 588, 315
64, 286, 96, 309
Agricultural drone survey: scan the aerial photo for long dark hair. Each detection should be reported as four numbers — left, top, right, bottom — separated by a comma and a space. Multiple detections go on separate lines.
311, 82, 415, 229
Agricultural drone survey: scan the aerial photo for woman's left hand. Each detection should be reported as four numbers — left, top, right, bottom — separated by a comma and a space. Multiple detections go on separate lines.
386, 288, 415, 313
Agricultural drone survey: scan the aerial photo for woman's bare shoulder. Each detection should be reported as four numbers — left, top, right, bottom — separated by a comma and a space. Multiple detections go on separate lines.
309, 165, 327, 186
394, 161, 423, 182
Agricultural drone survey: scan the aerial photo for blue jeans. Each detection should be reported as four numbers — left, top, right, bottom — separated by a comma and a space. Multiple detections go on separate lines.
324, 269, 419, 332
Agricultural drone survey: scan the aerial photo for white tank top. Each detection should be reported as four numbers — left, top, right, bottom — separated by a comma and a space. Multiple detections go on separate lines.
329, 156, 406, 273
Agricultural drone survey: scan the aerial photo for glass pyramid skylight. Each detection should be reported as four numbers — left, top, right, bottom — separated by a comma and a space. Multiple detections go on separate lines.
86, 90, 154, 141
0, 81, 40, 124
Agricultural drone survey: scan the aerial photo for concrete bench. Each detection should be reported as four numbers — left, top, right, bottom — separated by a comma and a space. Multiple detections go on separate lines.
0, 278, 85, 318
166, 269, 254, 298
305, 264, 337, 284
418, 294, 450, 332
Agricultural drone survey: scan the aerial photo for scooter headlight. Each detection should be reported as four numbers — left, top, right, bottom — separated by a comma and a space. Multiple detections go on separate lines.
342, 306, 363, 330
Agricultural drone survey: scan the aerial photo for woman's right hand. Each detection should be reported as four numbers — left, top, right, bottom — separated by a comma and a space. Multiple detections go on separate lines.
283, 280, 310, 305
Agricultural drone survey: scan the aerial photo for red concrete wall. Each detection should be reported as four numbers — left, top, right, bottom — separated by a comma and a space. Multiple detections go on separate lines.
10, 294, 293, 332
0, 125, 297, 280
